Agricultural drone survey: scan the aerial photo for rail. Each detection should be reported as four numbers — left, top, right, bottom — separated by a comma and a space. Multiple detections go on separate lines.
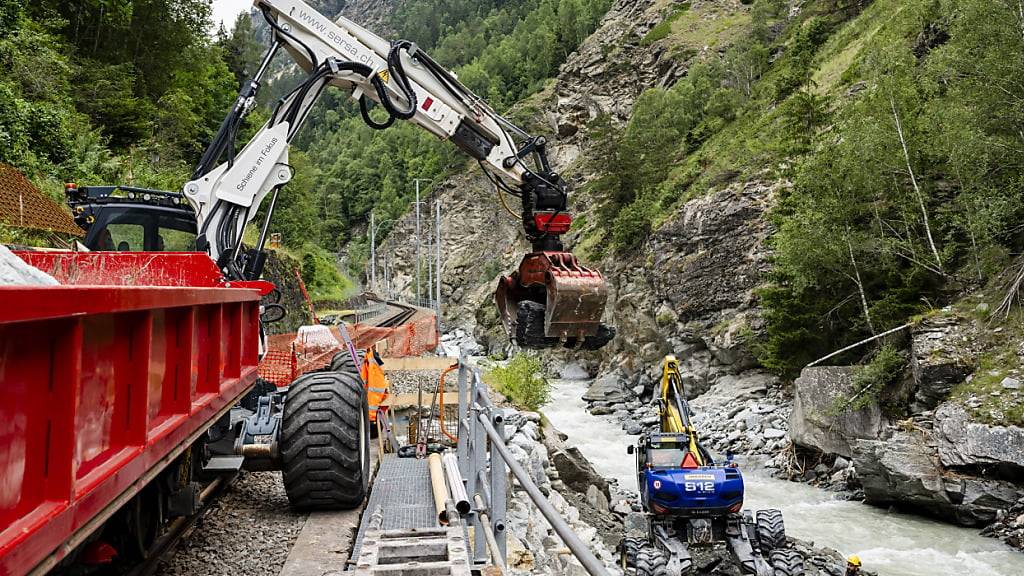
454, 360, 610, 576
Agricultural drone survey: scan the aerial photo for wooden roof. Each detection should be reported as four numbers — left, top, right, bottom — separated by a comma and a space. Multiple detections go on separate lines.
0, 164, 83, 237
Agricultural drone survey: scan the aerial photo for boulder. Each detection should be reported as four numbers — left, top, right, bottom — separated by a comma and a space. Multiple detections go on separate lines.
790, 366, 886, 458
582, 370, 633, 403
934, 402, 1024, 473
854, 429, 1022, 526
910, 317, 977, 411
540, 419, 610, 500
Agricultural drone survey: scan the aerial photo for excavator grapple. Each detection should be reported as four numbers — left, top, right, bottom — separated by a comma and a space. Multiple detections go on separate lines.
495, 251, 614, 350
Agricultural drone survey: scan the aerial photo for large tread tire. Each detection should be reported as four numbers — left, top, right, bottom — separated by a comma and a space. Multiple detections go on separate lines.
769, 549, 805, 576
240, 377, 278, 411
620, 537, 645, 568
634, 545, 670, 576
280, 371, 369, 510
515, 301, 615, 350
329, 349, 365, 376
756, 509, 787, 552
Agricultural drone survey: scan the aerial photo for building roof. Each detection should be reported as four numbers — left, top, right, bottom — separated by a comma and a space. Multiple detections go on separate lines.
0, 163, 83, 237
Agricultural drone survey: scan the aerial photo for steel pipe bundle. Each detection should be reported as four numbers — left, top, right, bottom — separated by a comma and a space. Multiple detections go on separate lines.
428, 452, 451, 524
442, 451, 471, 515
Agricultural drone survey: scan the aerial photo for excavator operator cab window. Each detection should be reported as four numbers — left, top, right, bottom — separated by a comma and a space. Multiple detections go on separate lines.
647, 445, 689, 469
84, 206, 197, 252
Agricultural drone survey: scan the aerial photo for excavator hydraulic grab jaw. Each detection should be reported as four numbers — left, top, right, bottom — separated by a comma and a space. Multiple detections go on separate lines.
494, 169, 615, 350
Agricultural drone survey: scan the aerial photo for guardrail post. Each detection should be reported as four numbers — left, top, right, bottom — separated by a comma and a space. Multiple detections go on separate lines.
472, 399, 488, 562
489, 408, 507, 562
457, 360, 469, 476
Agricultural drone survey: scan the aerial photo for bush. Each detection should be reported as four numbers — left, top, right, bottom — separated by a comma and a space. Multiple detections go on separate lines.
485, 355, 550, 411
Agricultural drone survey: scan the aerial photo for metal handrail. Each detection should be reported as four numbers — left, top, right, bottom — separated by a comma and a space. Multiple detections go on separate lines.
454, 358, 611, 576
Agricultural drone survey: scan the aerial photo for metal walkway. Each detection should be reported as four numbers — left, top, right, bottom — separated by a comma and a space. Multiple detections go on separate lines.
348, 455, 471, 575
352, 455, 438, 559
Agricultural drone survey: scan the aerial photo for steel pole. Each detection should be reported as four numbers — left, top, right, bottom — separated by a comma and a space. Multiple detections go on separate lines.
435, 200, 442, 335
370, 211, 376, 293
415, 180, 421, 302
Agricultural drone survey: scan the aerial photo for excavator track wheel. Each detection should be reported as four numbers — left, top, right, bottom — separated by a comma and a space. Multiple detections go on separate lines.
756, 509, 787, 552
769, 549, 805, 576
281, 371, 370, 510
634, 545, 670, 576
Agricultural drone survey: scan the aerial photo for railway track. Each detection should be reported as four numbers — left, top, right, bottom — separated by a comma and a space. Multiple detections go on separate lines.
125, 472, 240, 576
365, 296, 418, 328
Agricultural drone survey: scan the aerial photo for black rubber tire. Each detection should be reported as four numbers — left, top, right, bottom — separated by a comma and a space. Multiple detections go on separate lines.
634, 545, 670, 576
514, 300, 615, 350
240, 377, 278, 411
756, 509, 787, 552
329, 349, 365, 376
280, 371, 370, 510
619, 536, 645, 568
769, 549, 805, 576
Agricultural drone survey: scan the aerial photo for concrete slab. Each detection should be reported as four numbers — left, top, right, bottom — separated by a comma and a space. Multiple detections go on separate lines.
278, 446, 379, 576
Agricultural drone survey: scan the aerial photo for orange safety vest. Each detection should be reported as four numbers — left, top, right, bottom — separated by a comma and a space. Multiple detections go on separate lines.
360, 348, 389, 422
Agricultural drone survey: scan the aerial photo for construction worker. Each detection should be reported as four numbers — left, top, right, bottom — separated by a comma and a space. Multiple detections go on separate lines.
845, 555, 862, 576
360, 346, 389, 426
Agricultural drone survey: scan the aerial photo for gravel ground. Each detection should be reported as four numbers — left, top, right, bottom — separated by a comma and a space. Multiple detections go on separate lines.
155, 472, 305, 576
386, 369, 447, 395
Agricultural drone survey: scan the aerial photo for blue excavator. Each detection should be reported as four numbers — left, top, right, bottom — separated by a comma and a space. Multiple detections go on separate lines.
621, 356, 804, 576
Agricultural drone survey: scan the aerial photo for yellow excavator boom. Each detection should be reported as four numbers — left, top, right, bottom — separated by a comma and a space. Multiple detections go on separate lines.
658, 355, 706, 465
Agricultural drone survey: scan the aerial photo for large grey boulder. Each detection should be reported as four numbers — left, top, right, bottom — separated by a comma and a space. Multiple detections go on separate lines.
789, 366, 886, 458
934, 402, 1024, 472
582, 370, 634, 403
910, 317, 977, 411
854, 429, 1022, 526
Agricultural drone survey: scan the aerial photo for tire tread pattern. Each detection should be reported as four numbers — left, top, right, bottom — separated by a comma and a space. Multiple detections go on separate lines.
280, 370, 369, 510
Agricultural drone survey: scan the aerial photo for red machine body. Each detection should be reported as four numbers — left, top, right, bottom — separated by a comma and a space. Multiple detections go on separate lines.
0, 252, 264, 575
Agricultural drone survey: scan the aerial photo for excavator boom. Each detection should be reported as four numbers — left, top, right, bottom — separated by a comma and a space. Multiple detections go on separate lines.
184, 0, 614, 350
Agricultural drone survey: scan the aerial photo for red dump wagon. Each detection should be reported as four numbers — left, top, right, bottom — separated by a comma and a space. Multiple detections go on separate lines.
0, 252, 265, 575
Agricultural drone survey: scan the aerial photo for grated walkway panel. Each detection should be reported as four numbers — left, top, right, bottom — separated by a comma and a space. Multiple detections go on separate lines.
350, 455, 439, 564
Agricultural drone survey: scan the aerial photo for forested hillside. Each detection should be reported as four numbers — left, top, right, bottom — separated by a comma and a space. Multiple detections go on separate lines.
0, 0, 239, 197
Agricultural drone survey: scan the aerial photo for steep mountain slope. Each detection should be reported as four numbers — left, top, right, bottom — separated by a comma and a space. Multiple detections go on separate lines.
363, 0, 1024, 540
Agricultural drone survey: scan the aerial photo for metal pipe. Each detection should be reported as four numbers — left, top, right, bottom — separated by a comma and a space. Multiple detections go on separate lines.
477, 413, 610, 576
442, 451, 471, 515
474, 494, 507, 571
428, 452, 449, 525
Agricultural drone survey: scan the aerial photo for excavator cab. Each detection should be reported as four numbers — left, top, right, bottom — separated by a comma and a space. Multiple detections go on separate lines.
66, 184, 197, 252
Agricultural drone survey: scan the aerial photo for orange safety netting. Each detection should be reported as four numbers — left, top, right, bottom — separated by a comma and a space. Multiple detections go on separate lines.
339, 310, 439, 358
258, 312, 439, 386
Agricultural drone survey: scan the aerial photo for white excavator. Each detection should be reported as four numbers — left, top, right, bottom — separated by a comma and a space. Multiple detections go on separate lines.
182, 0, 614, 351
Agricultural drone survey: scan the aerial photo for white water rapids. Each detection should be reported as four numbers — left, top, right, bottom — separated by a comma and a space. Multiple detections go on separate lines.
542, 378, 1024, 576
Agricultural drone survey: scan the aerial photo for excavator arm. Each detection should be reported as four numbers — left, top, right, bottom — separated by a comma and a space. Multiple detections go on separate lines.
183, 0, 613, 350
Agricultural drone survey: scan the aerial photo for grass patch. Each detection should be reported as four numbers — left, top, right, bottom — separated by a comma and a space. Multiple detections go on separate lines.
642, 3, 692, 46
949, 307, 1024, 426
300, 246, 356, 303
484, 354, 550, 411
667, 7, 751, 50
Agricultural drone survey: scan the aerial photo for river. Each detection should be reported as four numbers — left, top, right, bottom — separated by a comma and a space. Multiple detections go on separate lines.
542, 378, 1024, 576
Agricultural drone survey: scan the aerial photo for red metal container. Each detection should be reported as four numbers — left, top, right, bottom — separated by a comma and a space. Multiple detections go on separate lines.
0, 252, 264, 575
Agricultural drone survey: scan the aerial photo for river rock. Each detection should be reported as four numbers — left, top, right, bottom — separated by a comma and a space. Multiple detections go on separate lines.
933, 402, 1024, 472
789, 366, 886, 458
854, 429, 1022, 525
910, 317, 978, 411
583, 370, 633, 403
